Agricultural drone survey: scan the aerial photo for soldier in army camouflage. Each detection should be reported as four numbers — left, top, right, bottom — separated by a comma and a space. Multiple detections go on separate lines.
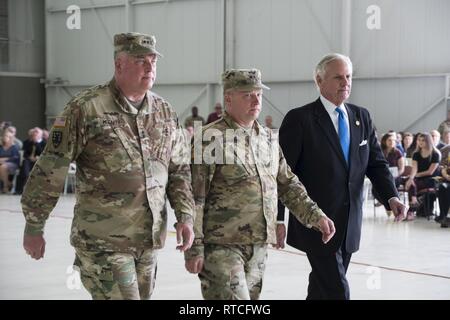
184, 68, 336, 300
21, 32, 195, 300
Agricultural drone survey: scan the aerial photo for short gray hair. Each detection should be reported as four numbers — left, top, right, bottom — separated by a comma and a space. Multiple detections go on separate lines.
314, 53, 353, 86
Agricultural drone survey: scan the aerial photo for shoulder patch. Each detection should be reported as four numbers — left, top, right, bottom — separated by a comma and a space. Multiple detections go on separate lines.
51, 130, 63, 148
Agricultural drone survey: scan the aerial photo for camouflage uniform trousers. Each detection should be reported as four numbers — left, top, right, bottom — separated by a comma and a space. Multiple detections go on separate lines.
74, 248, 158, 300
199, 243, 268, 300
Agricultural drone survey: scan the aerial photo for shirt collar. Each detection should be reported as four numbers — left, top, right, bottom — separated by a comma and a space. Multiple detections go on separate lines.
320, 95, 346, 115
109, 78, 151, 115
222, 112, 262, 135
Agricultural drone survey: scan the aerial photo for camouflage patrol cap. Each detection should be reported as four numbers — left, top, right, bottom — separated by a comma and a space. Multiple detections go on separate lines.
114, 32, 163, 57
222, 68, 270, 91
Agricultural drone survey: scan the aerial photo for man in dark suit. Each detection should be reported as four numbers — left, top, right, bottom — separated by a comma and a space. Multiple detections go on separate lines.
277, 53, 408, 300
15, 127, 46, 195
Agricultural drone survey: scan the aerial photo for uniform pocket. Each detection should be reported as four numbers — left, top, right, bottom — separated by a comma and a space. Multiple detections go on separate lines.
148, 119, 175, 161
219, 164, 249, 186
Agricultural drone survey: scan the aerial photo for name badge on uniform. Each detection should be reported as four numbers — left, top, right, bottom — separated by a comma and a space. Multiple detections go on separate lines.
52, 131, 63, 148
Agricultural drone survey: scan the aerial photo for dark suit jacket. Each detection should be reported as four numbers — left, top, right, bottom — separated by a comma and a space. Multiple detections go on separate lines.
277, 98, 398, 255
22, 139, 46, 159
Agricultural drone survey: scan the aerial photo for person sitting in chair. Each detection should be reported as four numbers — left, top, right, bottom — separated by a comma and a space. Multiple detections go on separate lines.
404, 133, 441, 220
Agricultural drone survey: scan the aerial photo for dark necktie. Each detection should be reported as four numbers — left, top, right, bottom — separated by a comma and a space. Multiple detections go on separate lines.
335, 107, 350, 164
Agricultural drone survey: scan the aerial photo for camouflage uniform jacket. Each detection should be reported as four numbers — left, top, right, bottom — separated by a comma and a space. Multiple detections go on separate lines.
185, 113, 326, 259
184, 115, 205, 128
22, 79, 194, 252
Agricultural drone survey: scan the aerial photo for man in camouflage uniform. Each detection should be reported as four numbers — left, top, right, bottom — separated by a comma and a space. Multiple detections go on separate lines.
184, 69, 335, 300
21, 32, 195, 300
184, 106, 205, 128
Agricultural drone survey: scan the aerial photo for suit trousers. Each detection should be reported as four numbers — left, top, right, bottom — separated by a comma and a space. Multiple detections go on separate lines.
305, 241, 352, 300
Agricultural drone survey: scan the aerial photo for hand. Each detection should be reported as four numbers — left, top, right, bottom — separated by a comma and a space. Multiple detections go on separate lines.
405, 178, 414, 190
389, 198, 408, 222
23, 234, 46, 260
175, 222, 194, 252
185, 256, 204, 274
272, 224, 286, 249
317, 216, 335, 244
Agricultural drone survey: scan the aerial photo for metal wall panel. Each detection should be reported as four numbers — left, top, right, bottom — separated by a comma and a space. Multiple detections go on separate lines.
234, 0, 341, 80
350, 77, 446, 133
45, 6, 125, 84
351, 0, 450, 76
133, 0, 222, 84
7, 0, 45, 73
43, 0, 450, 134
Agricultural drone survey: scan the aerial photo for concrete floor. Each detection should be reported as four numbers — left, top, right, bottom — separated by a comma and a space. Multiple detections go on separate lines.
1, 193, 449, 300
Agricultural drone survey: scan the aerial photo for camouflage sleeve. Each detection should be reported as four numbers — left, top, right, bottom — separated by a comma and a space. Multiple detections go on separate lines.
276, 146, 327, 229
184, 138, 214, 260
167, 121, 195, 225
21, 103, 86, 236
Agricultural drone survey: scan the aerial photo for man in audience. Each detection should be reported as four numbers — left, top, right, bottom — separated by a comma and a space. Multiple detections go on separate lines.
437, 110, 450, 137
184, 106, 205, 128
206, 102, 223, 124
15, 127, 46, 195
430, 129, 446, 150
264, 115, 277, 129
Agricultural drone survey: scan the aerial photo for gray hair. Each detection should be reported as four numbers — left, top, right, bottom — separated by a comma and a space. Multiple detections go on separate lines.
314, 53, 353, 86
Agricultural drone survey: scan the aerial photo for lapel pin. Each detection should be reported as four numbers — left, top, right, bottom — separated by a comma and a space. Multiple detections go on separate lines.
355, 120, 360, 126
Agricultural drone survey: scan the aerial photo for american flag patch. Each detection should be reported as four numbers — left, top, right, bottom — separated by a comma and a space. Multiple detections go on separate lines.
53, 117, 66, 128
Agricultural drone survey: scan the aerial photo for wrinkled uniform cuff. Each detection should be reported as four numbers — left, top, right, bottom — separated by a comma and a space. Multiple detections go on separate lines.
178, 213, 194, 225
310, 211, 327, 230
24, 222, 45, 236
184, 243, 204, 260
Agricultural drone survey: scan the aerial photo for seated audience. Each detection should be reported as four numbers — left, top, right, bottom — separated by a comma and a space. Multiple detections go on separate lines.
264, 115, 277, 129
6, 126, 23, 150
431, 129, 446, 150
206, 102, 223, 124
389, 130, 405, 155
405, 133, 441, 220
0, 130, 20, 193
441, 130, 450, 146
406, 132, 421, 158
15, 127, 47, 195
373, 132, 405, 217
436, 145, 450, 227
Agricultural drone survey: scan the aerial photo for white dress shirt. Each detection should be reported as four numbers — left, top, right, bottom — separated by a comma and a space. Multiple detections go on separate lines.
320, 95, 349, 135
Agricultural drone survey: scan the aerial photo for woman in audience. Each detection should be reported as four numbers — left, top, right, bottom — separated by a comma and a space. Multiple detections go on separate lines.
436, 145, 450, 227
402, 132, 413, 156
404, 133, 441, 220
406, 132, 421, 158
0, 130, 20, 193
373, 132, 405, 217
